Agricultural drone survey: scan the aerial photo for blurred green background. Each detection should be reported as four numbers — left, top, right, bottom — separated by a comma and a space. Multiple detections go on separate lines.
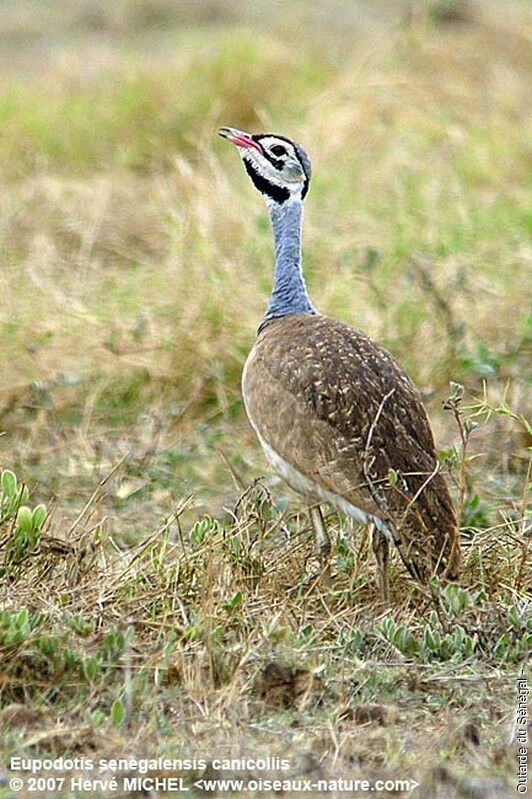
0, 0, 530, 529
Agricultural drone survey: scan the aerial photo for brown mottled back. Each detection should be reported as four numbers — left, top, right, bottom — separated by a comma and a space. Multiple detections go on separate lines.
243, 314, 461, 581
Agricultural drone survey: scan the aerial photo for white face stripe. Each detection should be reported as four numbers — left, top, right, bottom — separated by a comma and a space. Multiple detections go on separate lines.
258, 136, 298, 160
242, 151, 301, 191
240, 137, 305, 198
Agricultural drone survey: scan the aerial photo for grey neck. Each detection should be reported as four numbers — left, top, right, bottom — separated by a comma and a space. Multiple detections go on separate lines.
261, 198, 316, 329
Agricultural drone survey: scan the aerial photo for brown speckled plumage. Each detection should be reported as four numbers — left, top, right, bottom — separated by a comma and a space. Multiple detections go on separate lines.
243, 314, 461, 580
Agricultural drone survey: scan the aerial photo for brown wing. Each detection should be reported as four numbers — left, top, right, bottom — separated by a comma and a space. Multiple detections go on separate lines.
243, 314, 461, 581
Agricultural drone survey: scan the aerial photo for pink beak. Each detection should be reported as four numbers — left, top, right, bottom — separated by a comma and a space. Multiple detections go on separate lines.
218, 126, 263, 154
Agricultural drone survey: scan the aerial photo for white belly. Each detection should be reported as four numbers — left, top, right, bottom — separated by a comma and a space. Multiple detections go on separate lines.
241, 352, 392, 540
255, 429, 392, 540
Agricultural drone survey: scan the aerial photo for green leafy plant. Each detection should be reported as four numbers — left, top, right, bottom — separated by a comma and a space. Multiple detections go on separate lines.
0, 469, 29, 523
111, 697, 126, 727
0, 608, 34, 647
1, 468, 47, 571
189, 515, 218, 546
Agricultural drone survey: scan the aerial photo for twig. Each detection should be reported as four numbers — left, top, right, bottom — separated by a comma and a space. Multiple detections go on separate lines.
66, 452, 130, 537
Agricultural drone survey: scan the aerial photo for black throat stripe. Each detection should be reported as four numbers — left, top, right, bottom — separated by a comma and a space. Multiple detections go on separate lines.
244, 160, 290, 204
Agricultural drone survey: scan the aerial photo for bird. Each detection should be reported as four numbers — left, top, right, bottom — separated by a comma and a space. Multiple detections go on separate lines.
218, 125, 462, 598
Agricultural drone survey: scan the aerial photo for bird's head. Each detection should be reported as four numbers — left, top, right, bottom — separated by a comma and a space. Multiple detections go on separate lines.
218, 127, 312, 205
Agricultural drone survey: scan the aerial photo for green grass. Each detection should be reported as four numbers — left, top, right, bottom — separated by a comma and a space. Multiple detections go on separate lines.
0, 2, 531, 797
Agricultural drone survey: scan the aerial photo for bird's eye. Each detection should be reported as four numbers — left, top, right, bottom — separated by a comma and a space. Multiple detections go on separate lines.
270, 144, 287, 157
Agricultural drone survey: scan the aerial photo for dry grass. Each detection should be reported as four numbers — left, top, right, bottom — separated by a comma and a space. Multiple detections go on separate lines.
0, 449, 529, 798
0, 1, 531, 797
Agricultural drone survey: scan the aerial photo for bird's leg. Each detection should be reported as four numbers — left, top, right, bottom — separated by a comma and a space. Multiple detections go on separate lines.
370, 523, 390, 604
298, 505, 331, 589
309, 505, 331, 566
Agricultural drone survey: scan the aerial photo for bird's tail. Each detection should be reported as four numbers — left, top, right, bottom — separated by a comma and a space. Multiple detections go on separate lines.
391, 479, 462, 584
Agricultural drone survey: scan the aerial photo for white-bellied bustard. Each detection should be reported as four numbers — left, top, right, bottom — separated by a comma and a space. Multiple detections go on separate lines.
219, 126, 461, 598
